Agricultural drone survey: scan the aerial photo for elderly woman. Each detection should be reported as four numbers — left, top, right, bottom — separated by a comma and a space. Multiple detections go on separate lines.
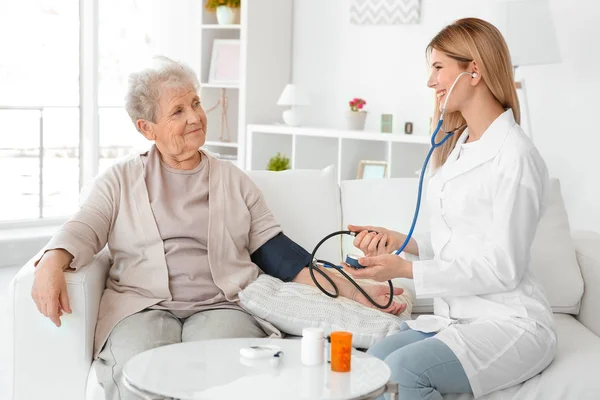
31, 57, 406, 400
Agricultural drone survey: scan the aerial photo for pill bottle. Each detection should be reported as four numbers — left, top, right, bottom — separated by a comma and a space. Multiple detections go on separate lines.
301, 327, 324, 366
330, 331, 352, 372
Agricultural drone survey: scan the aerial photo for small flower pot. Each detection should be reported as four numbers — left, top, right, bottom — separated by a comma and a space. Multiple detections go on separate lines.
346, 111, 367, 131
216, 6, 237, 25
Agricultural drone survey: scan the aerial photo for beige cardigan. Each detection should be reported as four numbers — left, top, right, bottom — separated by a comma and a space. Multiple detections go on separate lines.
37, 147, 283, 358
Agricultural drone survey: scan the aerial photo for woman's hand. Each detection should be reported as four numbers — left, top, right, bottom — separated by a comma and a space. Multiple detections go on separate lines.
343, 254, 413, 282
353, 284, 407, 315
31, 249, 73, 327
348, 224, 406, 256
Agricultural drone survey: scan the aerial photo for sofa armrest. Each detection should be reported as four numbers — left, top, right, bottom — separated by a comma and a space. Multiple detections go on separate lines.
8, 249, 110, 400
572, 230, 600, 337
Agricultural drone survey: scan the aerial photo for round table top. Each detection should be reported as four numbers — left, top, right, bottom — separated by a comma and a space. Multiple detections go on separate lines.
123, 338, 391, 400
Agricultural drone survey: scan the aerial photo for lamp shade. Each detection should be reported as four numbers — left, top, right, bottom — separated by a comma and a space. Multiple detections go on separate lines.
277, 84, 310, 106
505, 0, 561, 67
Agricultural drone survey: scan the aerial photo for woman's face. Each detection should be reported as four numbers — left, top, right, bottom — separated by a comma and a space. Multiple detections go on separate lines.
144, 86, 207, 158
427, 49, 472, 114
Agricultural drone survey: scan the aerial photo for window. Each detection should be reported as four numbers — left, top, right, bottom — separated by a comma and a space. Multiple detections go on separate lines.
0, 0, 201, 224
0, 2, 79, 221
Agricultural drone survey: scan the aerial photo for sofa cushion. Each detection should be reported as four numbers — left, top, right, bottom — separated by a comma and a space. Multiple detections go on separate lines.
246, 166, 342, 265
86, 363, 105, 400
444, 314, 600, 400
340, 178, 583, 314
239, 275, 413, 349
529, 179, 583, 313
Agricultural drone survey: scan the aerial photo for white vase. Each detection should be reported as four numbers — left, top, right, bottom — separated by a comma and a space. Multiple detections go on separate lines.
346, 111, 367, 131
216, 6, 237, 25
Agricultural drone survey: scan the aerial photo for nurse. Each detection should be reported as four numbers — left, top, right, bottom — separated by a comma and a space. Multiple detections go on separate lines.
344, 17, 557, 400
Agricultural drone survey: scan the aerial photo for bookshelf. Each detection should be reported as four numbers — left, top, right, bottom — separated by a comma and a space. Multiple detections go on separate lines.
198, 0, 293, 168
246, 124, 431, 182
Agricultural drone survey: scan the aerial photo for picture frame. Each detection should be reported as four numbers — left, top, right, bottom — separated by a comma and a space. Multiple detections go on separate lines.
380, 114, 393, 133
356, 160, 389, 179
208, 39, 240, 85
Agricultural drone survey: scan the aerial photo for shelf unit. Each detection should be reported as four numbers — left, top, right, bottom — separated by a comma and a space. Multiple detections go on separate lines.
204, 140, 238, 148
246, 124, 431, 182
201, 24, 241, 30
198, 1, 293, 168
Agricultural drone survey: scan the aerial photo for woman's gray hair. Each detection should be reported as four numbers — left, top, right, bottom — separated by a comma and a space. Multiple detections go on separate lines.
125, 56, 199, 130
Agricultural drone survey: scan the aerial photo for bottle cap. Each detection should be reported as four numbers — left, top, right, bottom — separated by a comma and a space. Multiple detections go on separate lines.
302, 327, 324, 340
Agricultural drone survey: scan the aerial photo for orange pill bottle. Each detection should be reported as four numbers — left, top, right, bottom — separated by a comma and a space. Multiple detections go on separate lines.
330, 331, 352, 372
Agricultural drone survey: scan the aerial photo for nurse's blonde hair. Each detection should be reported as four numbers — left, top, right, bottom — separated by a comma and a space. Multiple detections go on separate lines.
427, 18, 520, 169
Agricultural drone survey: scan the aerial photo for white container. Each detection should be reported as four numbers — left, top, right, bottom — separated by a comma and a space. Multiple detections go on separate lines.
216, 6, 237, 25
346, 110, 367, 131
301, 327, 324, 366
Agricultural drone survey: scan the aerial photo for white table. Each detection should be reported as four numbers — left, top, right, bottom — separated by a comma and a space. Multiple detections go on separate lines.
122, 338, 396, 400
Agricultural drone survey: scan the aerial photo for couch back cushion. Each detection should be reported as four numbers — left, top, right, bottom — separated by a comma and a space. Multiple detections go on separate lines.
246, 166, 342, 263
531, 179, 583, 313
341, 177, 583, 314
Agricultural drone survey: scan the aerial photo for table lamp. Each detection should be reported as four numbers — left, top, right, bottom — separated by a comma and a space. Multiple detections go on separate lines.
277, 84, 310, 126
505, 0, 561, 141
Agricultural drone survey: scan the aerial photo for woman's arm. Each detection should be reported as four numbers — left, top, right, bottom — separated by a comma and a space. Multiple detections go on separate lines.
34, 169, 117, 271
250, 232, 406, 315
250, 232, 309, 281
292, 266, 407, 315
31, 169, 118, 326
236, 169, 282, 255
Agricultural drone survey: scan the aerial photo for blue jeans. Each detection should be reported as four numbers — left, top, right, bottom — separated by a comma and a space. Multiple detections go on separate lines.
367, 327, 472, 400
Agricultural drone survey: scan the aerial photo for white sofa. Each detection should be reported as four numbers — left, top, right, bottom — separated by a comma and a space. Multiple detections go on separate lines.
8, 166, 600, 400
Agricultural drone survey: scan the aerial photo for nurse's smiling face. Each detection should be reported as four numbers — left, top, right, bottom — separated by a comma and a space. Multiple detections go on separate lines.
427, 49, 474, 114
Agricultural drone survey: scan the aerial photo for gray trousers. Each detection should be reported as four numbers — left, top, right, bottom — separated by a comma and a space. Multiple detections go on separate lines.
95, 308, 267, 400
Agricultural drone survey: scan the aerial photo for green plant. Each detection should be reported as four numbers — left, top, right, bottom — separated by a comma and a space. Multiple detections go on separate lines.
266, 153, 291, 171
205, 0, 241, 12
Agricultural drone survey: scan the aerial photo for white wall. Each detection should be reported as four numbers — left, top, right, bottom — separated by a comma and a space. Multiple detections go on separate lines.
292, 0, 600, 231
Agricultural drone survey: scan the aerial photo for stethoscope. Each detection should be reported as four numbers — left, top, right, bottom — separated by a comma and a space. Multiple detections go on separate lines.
308, 71, 477, 309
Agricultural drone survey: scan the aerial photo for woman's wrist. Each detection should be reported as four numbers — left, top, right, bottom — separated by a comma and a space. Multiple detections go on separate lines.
392, 232, 419, 256
401, 259, 414, 279
334, 273, 360, 299
40, 249, 73, 271
350, 286, 359, 301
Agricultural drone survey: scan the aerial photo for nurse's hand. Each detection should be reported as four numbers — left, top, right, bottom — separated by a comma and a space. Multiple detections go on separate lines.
348, 224, 404, 256
342, 254, 413, 282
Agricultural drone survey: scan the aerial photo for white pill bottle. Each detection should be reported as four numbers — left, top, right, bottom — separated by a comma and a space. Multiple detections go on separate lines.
301, 327, 324, 366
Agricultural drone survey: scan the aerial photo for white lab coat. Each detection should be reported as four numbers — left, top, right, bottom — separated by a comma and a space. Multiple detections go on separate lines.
406, 110, 557, 398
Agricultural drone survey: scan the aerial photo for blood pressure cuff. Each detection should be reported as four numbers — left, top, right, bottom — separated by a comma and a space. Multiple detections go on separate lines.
250, 232, 312, 282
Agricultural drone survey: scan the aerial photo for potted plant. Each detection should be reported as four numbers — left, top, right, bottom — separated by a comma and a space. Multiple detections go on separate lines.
266, 153, 291, 171
347, 97, 367, 130
205, 0, 240, 25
